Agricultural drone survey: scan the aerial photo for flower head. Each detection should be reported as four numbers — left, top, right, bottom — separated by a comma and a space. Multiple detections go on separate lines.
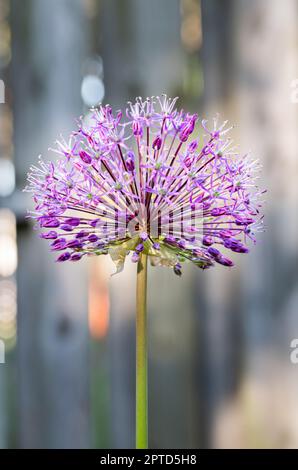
25, 96, 264, 275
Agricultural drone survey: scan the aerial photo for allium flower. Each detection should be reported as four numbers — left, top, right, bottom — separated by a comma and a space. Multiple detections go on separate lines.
25, 95, 265, 449
25, 96, 264, 275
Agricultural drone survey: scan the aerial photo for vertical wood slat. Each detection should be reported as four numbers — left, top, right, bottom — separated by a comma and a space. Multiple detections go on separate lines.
232, 0, 298, 448
199, 0, 245, 448
201, 0, 298, 448
12, 0, 91, 448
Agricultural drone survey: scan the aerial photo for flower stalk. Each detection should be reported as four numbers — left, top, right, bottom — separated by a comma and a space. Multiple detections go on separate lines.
136, 252, 148, 449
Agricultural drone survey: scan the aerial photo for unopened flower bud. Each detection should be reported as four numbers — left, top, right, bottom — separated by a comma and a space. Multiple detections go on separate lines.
152, 136, 162, 150
79, 150, 92, 164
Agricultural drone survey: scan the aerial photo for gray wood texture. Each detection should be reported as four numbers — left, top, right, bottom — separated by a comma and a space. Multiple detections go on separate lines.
12, 0, 91, 448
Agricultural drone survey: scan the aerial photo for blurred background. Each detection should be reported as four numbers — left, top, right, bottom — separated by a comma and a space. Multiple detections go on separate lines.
0, 0, 298, 449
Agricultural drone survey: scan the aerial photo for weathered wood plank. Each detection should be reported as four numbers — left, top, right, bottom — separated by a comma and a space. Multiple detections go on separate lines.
12, 0, 91, 448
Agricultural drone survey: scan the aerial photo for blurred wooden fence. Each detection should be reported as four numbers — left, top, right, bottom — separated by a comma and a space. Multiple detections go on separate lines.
0, 0, 297, 449
13, 0, 90, 448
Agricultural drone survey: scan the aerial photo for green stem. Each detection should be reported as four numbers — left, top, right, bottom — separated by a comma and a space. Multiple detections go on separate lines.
136, 252, 148, 449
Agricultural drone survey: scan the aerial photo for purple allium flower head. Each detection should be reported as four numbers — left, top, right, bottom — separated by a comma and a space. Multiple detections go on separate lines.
25, 95, 264, 274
